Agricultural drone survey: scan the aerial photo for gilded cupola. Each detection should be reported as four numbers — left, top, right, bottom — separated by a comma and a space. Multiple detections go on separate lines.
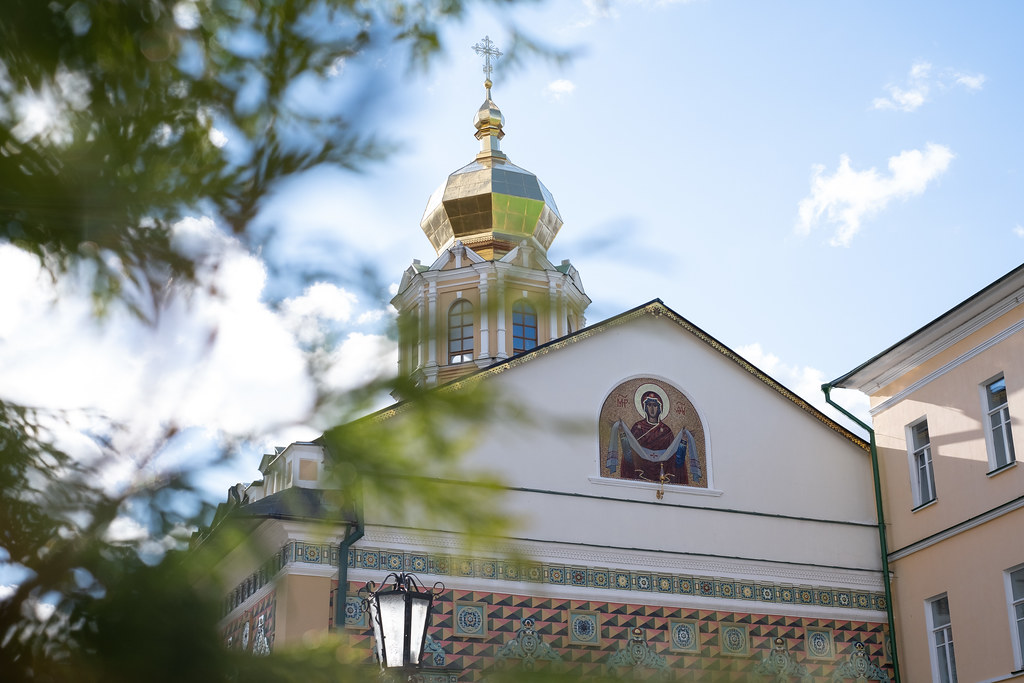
392, 37, 590, 389
419, 46, 563, 261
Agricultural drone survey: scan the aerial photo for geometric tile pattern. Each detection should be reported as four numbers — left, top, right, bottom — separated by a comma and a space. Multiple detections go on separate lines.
340, 582, 893, 682
269, 541, 887, 612
806, 627, 835, 660
343, 595, 367, 629
719, 623, 750, 656
567, 610, 600, 646
668, 619, 700, 653
454, 602, 488, 639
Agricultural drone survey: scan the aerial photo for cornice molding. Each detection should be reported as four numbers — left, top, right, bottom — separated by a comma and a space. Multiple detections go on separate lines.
870, 316, 1024, 416
889, 494, 1024, 561
358, 527, 884, 589
858, 288, 1024, 396
281, 563, 338, 578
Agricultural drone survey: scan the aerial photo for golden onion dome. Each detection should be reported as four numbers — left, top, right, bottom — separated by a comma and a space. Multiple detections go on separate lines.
420, 81, 563, 261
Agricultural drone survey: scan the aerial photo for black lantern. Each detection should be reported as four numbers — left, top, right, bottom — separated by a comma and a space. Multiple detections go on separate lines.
364, 573, 443, 672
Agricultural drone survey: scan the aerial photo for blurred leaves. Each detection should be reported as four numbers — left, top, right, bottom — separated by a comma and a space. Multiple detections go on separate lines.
0, 0, 575, 680
0, 0, 537, 317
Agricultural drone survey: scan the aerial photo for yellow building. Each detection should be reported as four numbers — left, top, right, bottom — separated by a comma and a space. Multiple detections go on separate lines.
831, 264, 1024, 683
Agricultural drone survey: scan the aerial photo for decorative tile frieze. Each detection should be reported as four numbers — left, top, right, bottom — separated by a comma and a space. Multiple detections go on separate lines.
227, 541, 888, 618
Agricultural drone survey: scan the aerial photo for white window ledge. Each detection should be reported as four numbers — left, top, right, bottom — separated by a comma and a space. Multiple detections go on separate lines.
987, 461, 1017, 478
911, 498, 937, 513
587, 476, 724, 497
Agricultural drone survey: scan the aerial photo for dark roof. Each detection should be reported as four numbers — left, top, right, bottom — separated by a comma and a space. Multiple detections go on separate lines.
830, 261, 1024, 389
235, 487, 356, 523
192, 486, 357, 549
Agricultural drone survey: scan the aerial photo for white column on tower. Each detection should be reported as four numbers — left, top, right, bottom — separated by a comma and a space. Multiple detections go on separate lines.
426, 279, 438, 368
548, 279, 559, 341
416, 290, 426, 371
495, 269, 507, 359
477, 267, 490, 362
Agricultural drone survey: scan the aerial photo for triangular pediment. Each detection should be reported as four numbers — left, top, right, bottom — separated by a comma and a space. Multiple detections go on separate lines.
374, 299, 865, 450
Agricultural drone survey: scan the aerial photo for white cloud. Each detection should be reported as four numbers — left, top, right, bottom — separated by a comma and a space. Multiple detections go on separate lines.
909, 61, 932, 80
208, 127, 228, 148
873, 86, 927, 112
0, 233, 317, 460
797, 143, 954, 247
357, 308, 392, 325
280, 282, 359, 345
9, 67, 91, 145
324, 332, 398, 393
873, 61, 985, 112
954, 72, 986, 91
570, 0, 619, 29
171, 215, 232, 263
104, 516, 149, 543
567, 0, 700, 30
736, 343, 870, 431
0, 222, 407, 497
1014, 225, 1024, 239
545, 79, 577, 101
873, 61, 931, 112
282, 282, 356, 322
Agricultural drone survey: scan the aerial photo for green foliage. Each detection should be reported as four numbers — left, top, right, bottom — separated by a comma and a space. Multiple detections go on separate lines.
0, 0, 504, 315
0, 0, 566, 680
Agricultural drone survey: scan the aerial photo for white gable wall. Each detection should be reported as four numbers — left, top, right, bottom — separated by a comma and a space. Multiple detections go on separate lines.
382, 312, 880, 575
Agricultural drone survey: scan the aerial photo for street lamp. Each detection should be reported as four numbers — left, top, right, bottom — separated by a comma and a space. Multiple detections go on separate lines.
364, 573, 443, 676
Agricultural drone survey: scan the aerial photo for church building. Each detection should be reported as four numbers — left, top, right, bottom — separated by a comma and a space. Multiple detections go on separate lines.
203, 41, 896, 682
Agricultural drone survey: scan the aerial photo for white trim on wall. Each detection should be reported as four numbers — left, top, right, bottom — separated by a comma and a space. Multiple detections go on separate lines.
889, 496, 1024, 561
860, 289, 1024, 396
360, 527, 885, 591
870, 317, 1024, 416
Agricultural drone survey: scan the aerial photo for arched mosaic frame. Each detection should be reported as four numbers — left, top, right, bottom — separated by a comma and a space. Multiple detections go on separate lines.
598, 376, 709, 490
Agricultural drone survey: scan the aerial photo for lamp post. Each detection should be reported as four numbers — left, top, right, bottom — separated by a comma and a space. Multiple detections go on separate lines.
363, 572, 443, 680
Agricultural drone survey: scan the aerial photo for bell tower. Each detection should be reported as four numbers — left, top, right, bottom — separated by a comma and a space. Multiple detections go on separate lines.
391, 37, 590, 387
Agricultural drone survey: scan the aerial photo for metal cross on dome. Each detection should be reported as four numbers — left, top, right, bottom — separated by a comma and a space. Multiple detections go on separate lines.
472, 35, 502, 81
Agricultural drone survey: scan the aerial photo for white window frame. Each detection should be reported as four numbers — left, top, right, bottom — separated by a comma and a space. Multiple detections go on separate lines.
906, 417, 936, 508
980, 373, 1016, 472
926, 593, 958, 683
1006, 564, 1024, 672
447, 299, 474, 364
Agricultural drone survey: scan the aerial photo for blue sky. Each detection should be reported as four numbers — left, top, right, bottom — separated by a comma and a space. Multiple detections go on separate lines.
2, 0, 1023, 501
282, 0, 1023, 407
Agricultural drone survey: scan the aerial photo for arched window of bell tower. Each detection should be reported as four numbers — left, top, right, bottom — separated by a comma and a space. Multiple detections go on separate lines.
448, 300, 474, 364
512, 299, 538, 355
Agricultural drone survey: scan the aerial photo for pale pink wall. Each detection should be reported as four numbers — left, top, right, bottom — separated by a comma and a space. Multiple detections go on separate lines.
276, 574, 332, 646
889, 508, 1024, 682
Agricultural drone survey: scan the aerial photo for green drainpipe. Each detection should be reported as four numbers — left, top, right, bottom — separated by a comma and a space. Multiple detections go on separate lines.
822, 383, 901, 683
335, 519, 364, 630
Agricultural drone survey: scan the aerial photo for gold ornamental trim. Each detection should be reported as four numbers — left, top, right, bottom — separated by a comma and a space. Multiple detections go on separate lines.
371, 301, 868, 451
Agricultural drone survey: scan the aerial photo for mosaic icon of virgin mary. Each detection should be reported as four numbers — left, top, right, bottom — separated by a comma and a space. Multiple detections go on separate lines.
602, 380, 704, 486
